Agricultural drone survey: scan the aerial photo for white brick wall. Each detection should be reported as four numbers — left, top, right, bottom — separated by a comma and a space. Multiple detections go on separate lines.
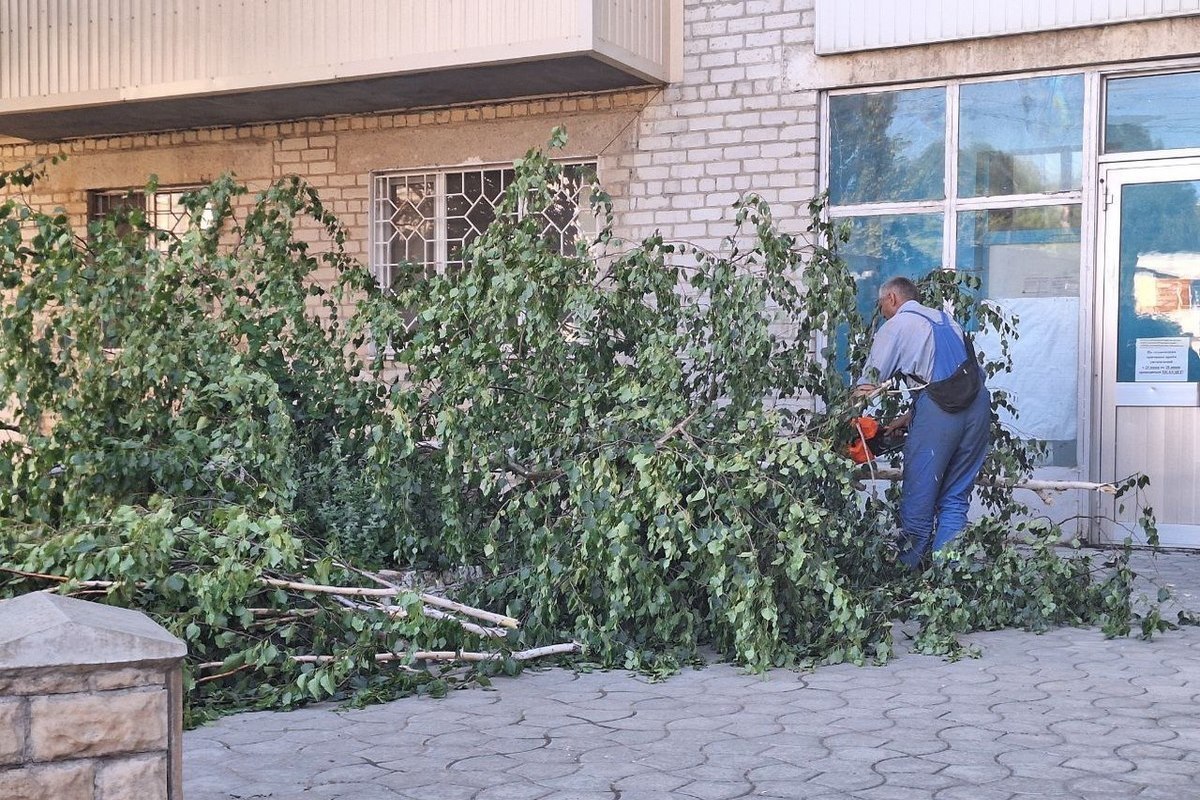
617, 0, 819, 249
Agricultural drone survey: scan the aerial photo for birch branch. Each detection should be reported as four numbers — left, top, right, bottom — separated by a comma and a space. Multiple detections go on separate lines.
261, 576, 400, 597
290, 642, 580, 665
259, 577, 520, 629
419, 593, 519, 629
864, 468, 1120, 503
337, 564, 509, 637
400, 605, 509, 638
866, 468, 1118, 493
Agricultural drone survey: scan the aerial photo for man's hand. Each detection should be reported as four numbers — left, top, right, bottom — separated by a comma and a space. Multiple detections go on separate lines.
884, 412, 912, 434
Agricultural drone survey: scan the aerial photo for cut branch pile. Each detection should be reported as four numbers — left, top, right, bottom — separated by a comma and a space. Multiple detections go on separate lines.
1, 565, 578, 679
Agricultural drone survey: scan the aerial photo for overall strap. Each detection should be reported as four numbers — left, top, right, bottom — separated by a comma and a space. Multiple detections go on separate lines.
900, 308, 968, 383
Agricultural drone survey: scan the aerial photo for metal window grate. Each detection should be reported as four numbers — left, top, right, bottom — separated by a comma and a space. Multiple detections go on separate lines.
372, 162, 596, 290
88, 187, 211, 251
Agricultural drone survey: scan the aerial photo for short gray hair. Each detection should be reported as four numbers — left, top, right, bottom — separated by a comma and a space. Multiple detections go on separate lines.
879, 276, 919, 302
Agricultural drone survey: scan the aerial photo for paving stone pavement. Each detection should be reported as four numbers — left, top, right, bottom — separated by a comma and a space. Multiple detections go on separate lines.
184, 550, 1200, 800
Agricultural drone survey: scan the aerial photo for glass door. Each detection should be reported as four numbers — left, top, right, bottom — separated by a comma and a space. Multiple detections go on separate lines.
1096, 162, 1200, 546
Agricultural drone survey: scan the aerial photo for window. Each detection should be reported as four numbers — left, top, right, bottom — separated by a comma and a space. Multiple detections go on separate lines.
88, 187, 213, 250
371, 162, 596, 290
829, 87, 945, 205
826, 75, 1086, 466
1106, 71, 1200, 154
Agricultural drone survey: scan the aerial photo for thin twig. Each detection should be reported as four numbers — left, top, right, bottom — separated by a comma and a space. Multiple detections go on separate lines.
195, 664, 254, 684
2, 566, 70, 582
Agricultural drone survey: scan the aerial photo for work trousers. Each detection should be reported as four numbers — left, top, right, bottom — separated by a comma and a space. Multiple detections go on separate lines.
897, 386, 991, 569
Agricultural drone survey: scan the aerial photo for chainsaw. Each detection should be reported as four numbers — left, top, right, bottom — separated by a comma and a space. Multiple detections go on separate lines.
844, 416, 907, 465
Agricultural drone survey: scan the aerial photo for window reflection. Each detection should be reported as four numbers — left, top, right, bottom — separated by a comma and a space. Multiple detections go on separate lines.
1118, 182, 1200, 382
957, 205, 1082, 465
829, 88, 945, 205
1106, 72, 1200, 154
833, 214, 942, 376
841, 214, 944, 322
958, 76, 1084, 197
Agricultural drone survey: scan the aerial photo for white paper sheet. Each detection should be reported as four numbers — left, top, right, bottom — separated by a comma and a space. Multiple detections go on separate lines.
973, 296, 1079, 442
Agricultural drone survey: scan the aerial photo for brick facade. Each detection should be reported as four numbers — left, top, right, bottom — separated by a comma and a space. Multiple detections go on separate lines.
624, 0, 818, 245
0, 0, 822, 272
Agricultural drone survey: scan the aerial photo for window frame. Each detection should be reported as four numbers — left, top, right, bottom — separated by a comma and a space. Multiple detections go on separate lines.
369, 159, 599, 291
821, 70, 1100, 468
87, 185, 211, 250
821, 70, 1095, 271
1100, 66, 1200, 162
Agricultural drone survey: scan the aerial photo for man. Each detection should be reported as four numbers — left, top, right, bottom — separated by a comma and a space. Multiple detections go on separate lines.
853, 276, 990, 568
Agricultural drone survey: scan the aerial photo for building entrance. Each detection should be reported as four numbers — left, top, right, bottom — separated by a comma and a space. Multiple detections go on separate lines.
1097, 161, 1200, 546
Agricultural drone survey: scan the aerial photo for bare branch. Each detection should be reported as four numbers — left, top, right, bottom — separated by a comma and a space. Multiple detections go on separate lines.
259, 577, 520, 629
289, 642, 579, 665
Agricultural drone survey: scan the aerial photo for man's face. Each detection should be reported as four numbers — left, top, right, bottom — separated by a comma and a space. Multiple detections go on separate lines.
878, 289, 900, 320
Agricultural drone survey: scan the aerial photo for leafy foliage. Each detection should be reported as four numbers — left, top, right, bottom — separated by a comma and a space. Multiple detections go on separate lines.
0, 131, 1164, 722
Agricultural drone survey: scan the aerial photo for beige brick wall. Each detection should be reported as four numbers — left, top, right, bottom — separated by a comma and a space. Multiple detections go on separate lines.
0, 89, 655, 275
0, 665, 176, 800
0, 91, 659, 346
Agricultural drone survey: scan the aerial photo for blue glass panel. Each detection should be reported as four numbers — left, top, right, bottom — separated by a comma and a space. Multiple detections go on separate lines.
957, 206, 1082, 466
1106, 72, 1200, 154
842, 213, 944, 322
834, 214, 942, 378
1117, 182, 1200, 383
958, 75, 1084, 197
829, 89, 946, 205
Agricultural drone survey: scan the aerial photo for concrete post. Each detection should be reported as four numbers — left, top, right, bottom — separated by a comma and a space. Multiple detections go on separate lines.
0, 592, 187, 800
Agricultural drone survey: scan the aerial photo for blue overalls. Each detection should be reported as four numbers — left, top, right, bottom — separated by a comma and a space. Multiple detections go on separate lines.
897, 310, 991, 569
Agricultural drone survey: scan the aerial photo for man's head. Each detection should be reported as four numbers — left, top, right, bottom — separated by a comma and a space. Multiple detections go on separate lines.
877, 276, 919, 319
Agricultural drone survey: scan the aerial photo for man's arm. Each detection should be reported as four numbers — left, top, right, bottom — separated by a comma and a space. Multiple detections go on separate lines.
854, 321, 903, 397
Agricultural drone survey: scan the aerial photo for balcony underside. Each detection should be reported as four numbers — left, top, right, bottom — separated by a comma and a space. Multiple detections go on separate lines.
0, 56, 652, 142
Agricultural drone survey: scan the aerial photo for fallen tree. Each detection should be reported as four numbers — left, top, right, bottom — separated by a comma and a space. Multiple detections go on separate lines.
0, 132, 1167, 723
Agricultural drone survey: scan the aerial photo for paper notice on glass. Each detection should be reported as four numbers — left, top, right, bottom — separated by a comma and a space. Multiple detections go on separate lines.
974, 296, 1078, 441
1135, 337, 1190, 382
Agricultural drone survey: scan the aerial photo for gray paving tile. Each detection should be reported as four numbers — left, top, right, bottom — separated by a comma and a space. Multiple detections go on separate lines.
184, 549, 1200, 800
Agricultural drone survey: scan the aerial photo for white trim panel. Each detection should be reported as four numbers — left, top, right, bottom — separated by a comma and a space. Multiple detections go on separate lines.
815, 0, 1200, 55
0, 0, 674, 111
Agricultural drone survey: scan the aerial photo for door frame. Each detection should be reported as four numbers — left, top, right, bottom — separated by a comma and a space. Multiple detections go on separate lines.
1093, 158, 1200, 545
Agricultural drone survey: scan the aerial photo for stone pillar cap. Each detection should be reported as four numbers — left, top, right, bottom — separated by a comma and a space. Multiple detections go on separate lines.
0, 592, 186, 669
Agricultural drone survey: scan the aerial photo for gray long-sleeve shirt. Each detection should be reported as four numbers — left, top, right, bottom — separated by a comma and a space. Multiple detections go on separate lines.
860, 300, 965, 386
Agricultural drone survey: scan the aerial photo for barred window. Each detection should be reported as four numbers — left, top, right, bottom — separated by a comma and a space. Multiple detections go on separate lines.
88, 187, 213, 249
372, 162, 596, 290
